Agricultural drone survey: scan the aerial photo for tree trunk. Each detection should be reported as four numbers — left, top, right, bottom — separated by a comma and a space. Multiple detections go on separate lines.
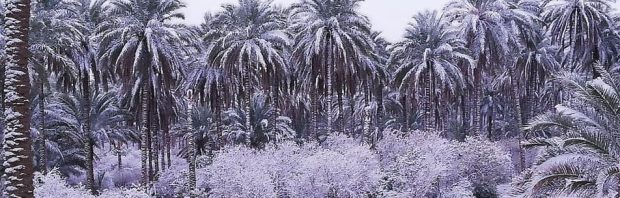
510, 69, 525, 172
243, 64, 252, 145
326, 37, 333, 135
424, 68, 433, 131
376, 82, 384, 138
140, 86, 150, 187
116, 142, 122, 169
38, 81, 46, 174
81, 68, 95, 195
3, 1, 35, 197
338, 90, 345, 135
487, 103, 493, 140
150, 101, 159, 180
472, 68, 482, 135
311, 88, 319, 140
402, 92, 409, 132
164, 119, 171, 169
187, 104, 197, 198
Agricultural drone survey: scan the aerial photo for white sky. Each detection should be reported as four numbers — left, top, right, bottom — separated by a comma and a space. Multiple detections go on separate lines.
180, 0, 620, 43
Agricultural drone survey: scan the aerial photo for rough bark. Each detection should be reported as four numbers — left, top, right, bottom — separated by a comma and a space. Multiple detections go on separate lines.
187, 104, 197, 198
3, 1, 35, 197
140, 86, 149, 187
326, 37, 333, 135
472, 67, 482, 135
82, 71, 94, 195
38, 81, 46, 174
243, 63, 252, 145
510, 69, 526, 172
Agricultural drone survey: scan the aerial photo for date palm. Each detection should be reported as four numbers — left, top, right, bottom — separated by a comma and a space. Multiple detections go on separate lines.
3, 0, 35, 197
45, 89, 136, 194
95, 0, 192, 186
223, 93, 296, 148
29, 0, 86, 175
291, 0, 384, 137
542, 0, 617, 76
444, 0, 526, 134
391, 10, 472, 132
512, 66, 620, 197
205, 0, 289, 145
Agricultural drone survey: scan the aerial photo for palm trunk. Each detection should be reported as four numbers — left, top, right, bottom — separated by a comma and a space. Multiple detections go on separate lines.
39, 81, 47, 173
311, 88, 319, 140
164, 119, 171, 169
140, 86, 150, 187
402, 92, 409, 132
116, 142, 122, 169
243, 64, 252, 145
510, 69, 525, 172
82, 69, 95, 195
326, 37, 333, 135
376, 82, 384, 135
187, 104, 197, 198
487, 104, 493, 140
216, 82, 224, 149
338, 90, 345, 135
424, 68, 433, 131
150, 106, 159, 180
472, 68, 482, 135
3, 1, 35, 197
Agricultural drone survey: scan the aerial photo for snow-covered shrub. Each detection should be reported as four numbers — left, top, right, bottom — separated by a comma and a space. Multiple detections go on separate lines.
34, 170, 149, 198
452, 137, 513, 196
376, 131, 512, 197
154, 136, 382, 197
35, 170, 92, 198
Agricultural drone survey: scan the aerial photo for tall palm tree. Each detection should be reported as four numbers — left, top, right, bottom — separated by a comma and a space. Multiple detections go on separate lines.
444, 0, 525, 134
291, 0, 384, 137
542, 0, 617, 76
3, 0, 35, 197
29, 0, 85, 175
391, 10, 472, 132
205, 0, 289, 145
45, 89, 136, 194
512, 66, 620, 197
95, 0, 192, 187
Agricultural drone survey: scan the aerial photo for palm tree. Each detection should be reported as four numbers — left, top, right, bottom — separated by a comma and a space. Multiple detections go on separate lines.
95, 0, 192, 187
29, 0, 85, 175
290, 0, 384, 138
511, 66, 620, 197
542, 0, 617, 76
3, 0, 35, 197
222, 93, 296, 148
391, 10, 472, 132
444, 0, 527, 134
205, 0, 289, 145
45, 89, 136, 194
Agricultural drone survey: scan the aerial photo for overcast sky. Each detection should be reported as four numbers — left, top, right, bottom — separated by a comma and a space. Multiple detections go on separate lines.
180, 0, 620, 43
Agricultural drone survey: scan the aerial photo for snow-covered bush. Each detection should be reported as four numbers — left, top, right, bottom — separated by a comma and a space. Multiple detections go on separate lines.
376, 130, 512, 197
160, 135, 381, 197
34, 170, 149, 198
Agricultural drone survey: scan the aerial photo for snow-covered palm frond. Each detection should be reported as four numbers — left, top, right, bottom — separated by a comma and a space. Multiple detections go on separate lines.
222, 93, 295, 148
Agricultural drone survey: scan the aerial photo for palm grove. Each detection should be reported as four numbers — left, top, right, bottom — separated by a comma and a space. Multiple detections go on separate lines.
1, 0, 620, 197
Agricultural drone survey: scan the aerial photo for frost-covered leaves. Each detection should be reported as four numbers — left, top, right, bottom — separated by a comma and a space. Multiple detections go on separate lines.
376, 130, 512, 197
542, 0, 617, 69
513, 67, 620, 197
34, 169, 149, 198
222, 93, 296, 148
390, 10, 470, 94
160, 136, 381, 197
